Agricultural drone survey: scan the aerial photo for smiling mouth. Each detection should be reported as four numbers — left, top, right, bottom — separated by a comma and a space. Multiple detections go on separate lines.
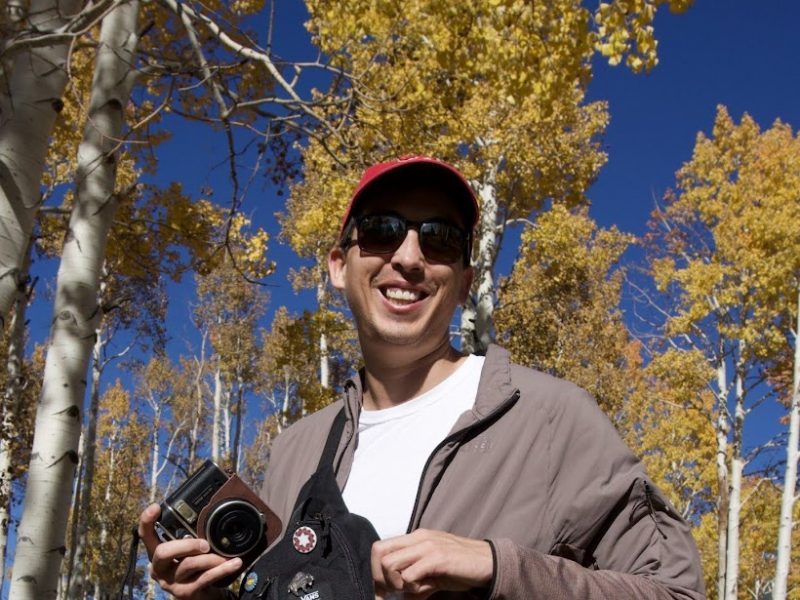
382, 287, 427, 306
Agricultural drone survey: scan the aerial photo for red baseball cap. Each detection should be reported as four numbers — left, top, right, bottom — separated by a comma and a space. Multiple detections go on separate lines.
338, 156, 480, 240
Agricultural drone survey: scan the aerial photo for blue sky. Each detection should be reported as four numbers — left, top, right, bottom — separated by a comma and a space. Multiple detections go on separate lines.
586, 0, 800, 237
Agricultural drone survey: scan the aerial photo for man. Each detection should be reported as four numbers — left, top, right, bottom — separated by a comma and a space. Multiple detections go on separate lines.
140, 156, 706, 600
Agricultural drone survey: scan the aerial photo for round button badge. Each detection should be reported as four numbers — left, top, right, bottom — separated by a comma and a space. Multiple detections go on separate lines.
243, 571, 258, 592
292, 526, 317, 553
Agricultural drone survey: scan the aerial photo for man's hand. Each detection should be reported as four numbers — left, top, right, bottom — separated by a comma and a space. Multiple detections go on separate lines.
371, 529, 494, 600
138, 503, 243, 600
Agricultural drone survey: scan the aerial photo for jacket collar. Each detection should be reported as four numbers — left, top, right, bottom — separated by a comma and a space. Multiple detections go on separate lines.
343, 343, 516, 419
473, 344, 517, 417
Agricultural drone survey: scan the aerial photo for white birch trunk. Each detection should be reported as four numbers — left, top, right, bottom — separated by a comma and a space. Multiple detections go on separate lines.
0, 233, 33, 589
223, 385, 232, 461
67, 298, 107, 600
232, 369, 244, 473
145, 399, 165, 600
724, 359, 746, 600
460, 163, 499, 354
317, 278, 330, 390
10, 2, 139, 596
280, 368, 291, 432
0, 237, 32, 589
212, 364, 222, 463
773, 289, 800, 600
188, 330, 208, 470
715, 359, 730, 600
60, 432, 84, 600
144, 398, 183, 600
0, 0, 82, 324
94, 437, 116, 600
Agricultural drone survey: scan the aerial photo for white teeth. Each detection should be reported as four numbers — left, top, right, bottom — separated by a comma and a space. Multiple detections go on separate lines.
384, 288, 421, 303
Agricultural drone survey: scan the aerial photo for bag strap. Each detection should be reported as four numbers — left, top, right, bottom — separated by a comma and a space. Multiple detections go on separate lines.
317, 407, 347, 473
117, 526, 139, 599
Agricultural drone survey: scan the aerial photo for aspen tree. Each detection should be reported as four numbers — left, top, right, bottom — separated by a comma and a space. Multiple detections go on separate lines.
495, 205, 635, 416
286, 0, 691, 352
9, 2, 140, 595
644, 106, 800, 600
773, 280, 800, 599
0, 0, 82, 324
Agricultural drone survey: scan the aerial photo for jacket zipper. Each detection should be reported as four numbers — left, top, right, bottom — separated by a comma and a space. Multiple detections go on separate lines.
405, 389, 521, 534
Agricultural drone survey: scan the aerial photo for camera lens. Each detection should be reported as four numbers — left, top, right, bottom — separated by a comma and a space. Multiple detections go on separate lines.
205, 500, 264, 557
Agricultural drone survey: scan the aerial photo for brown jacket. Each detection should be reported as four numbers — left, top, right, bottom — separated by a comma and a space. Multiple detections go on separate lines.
260, 345, 706, 600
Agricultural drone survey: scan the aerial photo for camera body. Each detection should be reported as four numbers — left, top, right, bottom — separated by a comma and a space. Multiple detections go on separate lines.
156, 460, 281, 569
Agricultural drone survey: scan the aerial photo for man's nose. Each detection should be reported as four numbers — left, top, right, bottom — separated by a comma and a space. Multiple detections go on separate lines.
390, 229, 425, 271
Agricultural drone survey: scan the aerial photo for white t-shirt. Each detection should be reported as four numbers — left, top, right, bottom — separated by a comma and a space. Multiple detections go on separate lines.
342, 354, 485, 540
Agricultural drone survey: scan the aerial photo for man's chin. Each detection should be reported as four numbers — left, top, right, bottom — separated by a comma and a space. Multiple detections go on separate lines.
371, 325, 451, 351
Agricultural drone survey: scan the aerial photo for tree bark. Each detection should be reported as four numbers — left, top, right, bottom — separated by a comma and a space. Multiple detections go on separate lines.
0, 0, 83, 324
715, 359, 730, 600
188, 330, 208, 470
212, 364, 222, 463
67, 290, 107, 599
9, 1, 139, 595
317, 277, 330, 391
460, 162, 499, 354
232, 367, 244, 473
773, 288, 800, 600
94, 436, 117, 600
724, 356, 746, 600
0, 235, 33, 590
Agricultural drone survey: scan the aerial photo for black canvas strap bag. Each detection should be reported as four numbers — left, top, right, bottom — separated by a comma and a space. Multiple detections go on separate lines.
238, 408, 380, 600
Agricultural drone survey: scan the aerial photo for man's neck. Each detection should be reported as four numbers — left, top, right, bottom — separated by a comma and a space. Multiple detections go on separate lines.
360, 340, 468, 410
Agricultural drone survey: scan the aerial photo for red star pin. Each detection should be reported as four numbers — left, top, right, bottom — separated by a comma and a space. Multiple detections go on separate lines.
292, 526, 317, 553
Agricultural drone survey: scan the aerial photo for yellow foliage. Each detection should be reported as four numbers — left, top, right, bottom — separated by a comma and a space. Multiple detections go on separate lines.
195, 254, 268, 381
83, 380, 149, 594
594, 1, 692, 73
495, 205, 635, 416
286, 1, 647, 261
691, 479, 800, 598
258, 306, 360, 421
650, 105, 800, 364
626, 348, 717, 520
286, 0, 685, 266
644, 105, 800, 595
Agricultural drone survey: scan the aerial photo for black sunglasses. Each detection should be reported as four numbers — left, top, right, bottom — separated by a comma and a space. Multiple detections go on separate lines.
342, 213, 469, 264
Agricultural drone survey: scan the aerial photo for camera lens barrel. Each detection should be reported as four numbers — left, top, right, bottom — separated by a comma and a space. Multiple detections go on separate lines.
205, 499, 265, 558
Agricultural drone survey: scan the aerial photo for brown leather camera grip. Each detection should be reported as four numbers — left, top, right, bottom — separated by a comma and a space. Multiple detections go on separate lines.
196, 474, 282, 571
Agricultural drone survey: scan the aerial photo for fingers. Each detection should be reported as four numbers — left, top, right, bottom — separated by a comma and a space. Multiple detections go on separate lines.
148, 538, 242, 599
138, 503, 162, 559
173, 552, 230, 583
372, 529, 493, 597
151, 537, 211, 575
372, 530, 430, 593
374, 539, 436, 597
170, 555, 243, 589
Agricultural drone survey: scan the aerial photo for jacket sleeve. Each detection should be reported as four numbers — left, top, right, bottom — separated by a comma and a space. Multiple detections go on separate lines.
487, 389, 706, 600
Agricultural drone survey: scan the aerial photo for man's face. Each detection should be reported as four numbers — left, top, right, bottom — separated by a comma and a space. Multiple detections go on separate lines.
328, 186, 474, 356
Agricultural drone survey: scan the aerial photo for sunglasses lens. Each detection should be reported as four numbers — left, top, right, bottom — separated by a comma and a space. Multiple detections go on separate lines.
355, 215, 466, 263
357, 215, 406, 254
419, 222, 465, 263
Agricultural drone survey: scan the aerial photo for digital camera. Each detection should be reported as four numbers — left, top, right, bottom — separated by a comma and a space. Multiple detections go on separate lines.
155, 460, 281, 568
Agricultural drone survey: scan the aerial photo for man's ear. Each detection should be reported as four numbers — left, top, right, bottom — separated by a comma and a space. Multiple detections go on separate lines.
459, 265, 474, 305
328, 246, 347, 291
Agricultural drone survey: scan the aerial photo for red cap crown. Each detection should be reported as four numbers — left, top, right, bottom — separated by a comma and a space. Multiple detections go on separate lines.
338, 156, 479, 239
